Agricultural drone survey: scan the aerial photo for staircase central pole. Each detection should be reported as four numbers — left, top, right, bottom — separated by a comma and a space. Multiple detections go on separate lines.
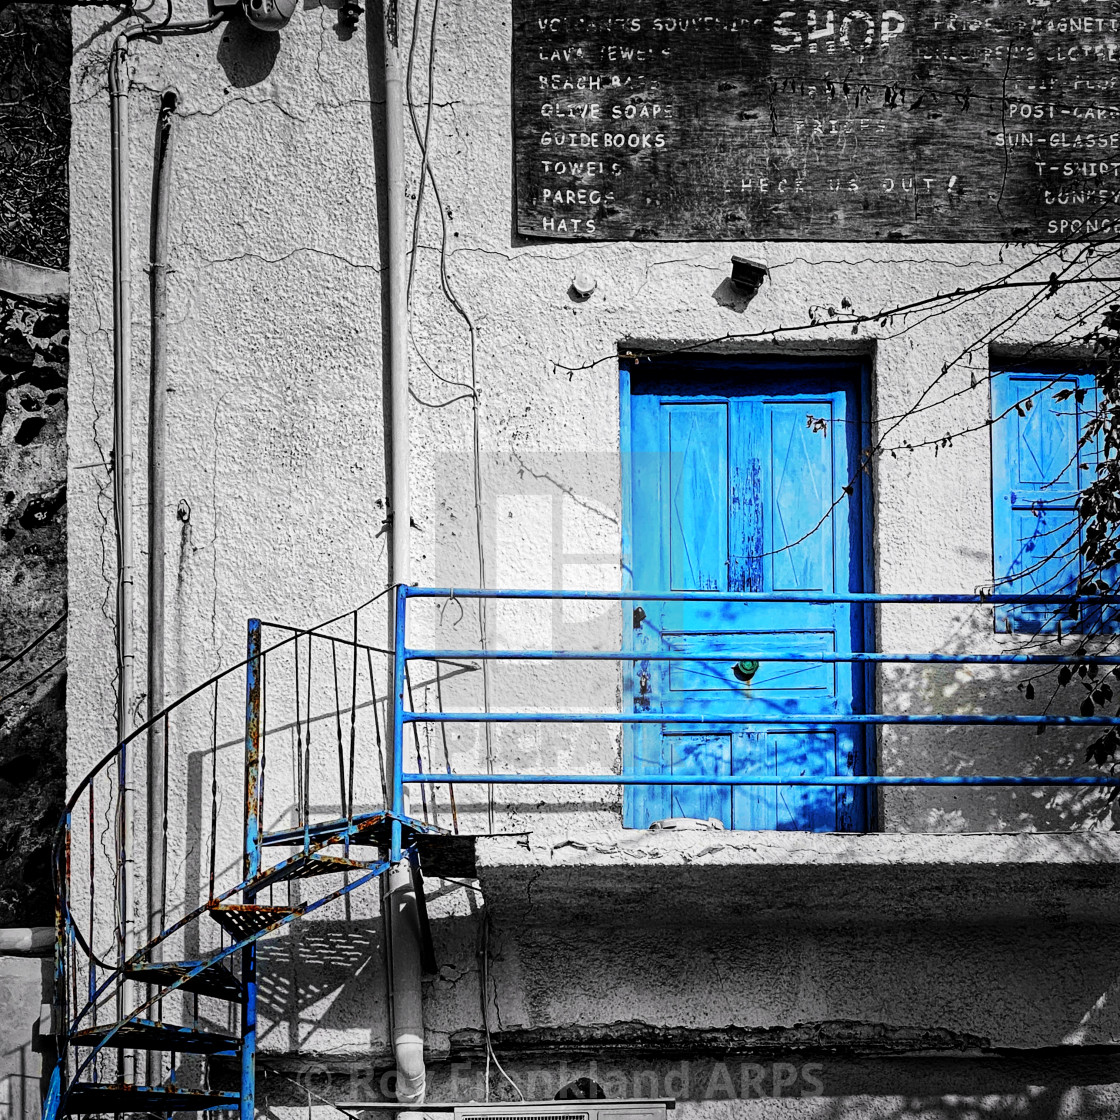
240, 620, 263, 1120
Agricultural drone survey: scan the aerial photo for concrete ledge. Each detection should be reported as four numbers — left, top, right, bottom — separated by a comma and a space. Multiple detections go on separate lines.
475, 831, 1120, 925
0, 928, 53, 957
0, 256, 67, 302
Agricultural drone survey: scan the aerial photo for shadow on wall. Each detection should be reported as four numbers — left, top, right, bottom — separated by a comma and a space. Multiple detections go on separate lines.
876, 601, 1120, 833
217, 14, 281, 87
812, 1058, 1120, 1120
0, 956, 53, 1120
254, 919, 382, 1050
1, 1039, 43, 1120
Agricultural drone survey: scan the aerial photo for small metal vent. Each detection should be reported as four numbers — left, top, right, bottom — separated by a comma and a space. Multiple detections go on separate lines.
461, 1114, 587, 1120
454, 1100, 672, 1120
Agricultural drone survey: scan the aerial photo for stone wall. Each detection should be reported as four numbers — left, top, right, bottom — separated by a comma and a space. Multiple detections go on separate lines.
0, 271, 68, 928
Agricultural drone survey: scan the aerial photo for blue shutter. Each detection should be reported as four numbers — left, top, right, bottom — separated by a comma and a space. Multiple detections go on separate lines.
991, 369, 1096, 632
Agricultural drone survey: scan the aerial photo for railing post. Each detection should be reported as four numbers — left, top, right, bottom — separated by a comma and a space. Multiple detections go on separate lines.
53, 816, 70, 1111
241, 619, 262, 1120
391, 585, 408, 863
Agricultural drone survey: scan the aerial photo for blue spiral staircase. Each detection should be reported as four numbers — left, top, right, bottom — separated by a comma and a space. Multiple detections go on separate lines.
44, 610, 460, 1120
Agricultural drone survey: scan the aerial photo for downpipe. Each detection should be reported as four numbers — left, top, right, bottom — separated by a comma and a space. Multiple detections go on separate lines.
385, 862, 426, 1105
108, 33, 138, 1087
147, 85, 177, 956
381, 0, 426, 1101
105, 18, 221, 1092
145, 85, 178, 1085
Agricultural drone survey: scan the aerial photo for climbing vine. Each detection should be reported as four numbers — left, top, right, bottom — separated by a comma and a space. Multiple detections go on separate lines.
1064, 305, 1120, 775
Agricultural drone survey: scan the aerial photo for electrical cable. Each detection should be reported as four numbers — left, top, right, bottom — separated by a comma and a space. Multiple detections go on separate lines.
478, 918, 524, 1101
403, 0, 496, 829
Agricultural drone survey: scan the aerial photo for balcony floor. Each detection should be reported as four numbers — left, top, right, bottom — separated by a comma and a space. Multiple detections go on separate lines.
473, 830, 1120, 925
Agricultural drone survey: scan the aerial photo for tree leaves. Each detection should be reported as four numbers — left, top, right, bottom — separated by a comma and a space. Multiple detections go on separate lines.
1046, 307, 1120, 783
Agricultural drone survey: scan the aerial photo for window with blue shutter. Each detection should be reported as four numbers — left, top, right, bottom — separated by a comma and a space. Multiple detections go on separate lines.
990, 367, 1113, 633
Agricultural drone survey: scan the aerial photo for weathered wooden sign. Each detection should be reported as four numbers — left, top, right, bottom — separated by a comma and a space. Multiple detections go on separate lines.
513, 0, 1120, 240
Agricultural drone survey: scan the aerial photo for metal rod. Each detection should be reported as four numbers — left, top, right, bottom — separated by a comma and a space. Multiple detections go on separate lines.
434, 664, 458, 834
55, 815, 70, 1094
391, 585, 408, 863
208, 679, 219, 902
408, 711, 1120, 726
403, 588, 1120, 604
404, 649, 1120, 665
385, 0, 411, 832
244, 621, 263, 882
146, 90, 177, 979
241, 620, 262, 1120
401, 772, 1120, 787
303, 636, 313, 855
347, 612, 358, 852
405, 666, 431, 823
108, 38, 137, 1088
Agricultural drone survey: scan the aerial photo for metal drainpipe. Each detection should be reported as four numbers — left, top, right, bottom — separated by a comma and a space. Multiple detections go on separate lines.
108, 32, 138, 1087
147, 88, 176, 951
107, 19, 221, 1085
382, 0, 426, 1104
145, 86, 178, 1086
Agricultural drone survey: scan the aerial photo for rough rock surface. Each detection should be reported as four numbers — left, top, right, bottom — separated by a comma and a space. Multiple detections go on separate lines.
0, 292, 67, 927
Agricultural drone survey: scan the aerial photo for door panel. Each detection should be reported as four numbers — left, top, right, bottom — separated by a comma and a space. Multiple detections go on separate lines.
665, 631, 834, 694
668, 733, 732, 822
623, 358, 870, 832
668, 405, 729, 592
768, 402, 833, 592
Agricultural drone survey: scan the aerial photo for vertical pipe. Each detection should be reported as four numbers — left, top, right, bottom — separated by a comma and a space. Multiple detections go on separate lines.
110, 38, 135, 746
384, 0, 411, 828
240, 620, 262, 1120
145, 96, 177, 1089
384, 0, 409, 600
146, 90, 177, 959
391, 586, 407, 862
52, 817, 70, 1110
381, 2, 424, 1095
387, 590, 424, 1105
108, 34, 137, 1090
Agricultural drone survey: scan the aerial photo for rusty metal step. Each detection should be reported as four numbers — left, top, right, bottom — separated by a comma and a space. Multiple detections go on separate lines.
70, 1019, 238, 1055
124, 958, 242, 1002
259, 811, 476, 878
65, 1082, 239, 1114
346, 815, 477, 878
206, 901, 298, 939
249, 852, 375, 894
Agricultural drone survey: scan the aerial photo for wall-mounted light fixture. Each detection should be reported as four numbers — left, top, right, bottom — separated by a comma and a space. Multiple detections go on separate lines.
571, 272, 598, 300
730, 256, 769, 298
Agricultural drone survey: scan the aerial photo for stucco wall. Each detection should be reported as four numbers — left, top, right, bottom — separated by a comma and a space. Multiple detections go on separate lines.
0, 953, 50, 1120
64, 0, 1120, 1108
68, 0, 1120, 840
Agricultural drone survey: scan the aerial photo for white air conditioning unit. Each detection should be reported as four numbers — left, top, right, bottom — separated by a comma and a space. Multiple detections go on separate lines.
454, 1101, 673, 1120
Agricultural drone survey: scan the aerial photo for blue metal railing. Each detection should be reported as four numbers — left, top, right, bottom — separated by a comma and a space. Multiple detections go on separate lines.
388, 585, 1120, 854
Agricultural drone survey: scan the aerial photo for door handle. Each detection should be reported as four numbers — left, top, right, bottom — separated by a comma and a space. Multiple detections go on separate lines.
733, 659, 761, 684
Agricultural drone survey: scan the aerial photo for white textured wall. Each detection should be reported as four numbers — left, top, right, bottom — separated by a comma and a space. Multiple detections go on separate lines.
64, 0, 1120, 1097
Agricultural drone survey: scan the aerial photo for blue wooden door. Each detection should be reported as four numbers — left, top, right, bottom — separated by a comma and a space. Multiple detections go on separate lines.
991, 369, 1096, 633
622, 358, 870, 831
